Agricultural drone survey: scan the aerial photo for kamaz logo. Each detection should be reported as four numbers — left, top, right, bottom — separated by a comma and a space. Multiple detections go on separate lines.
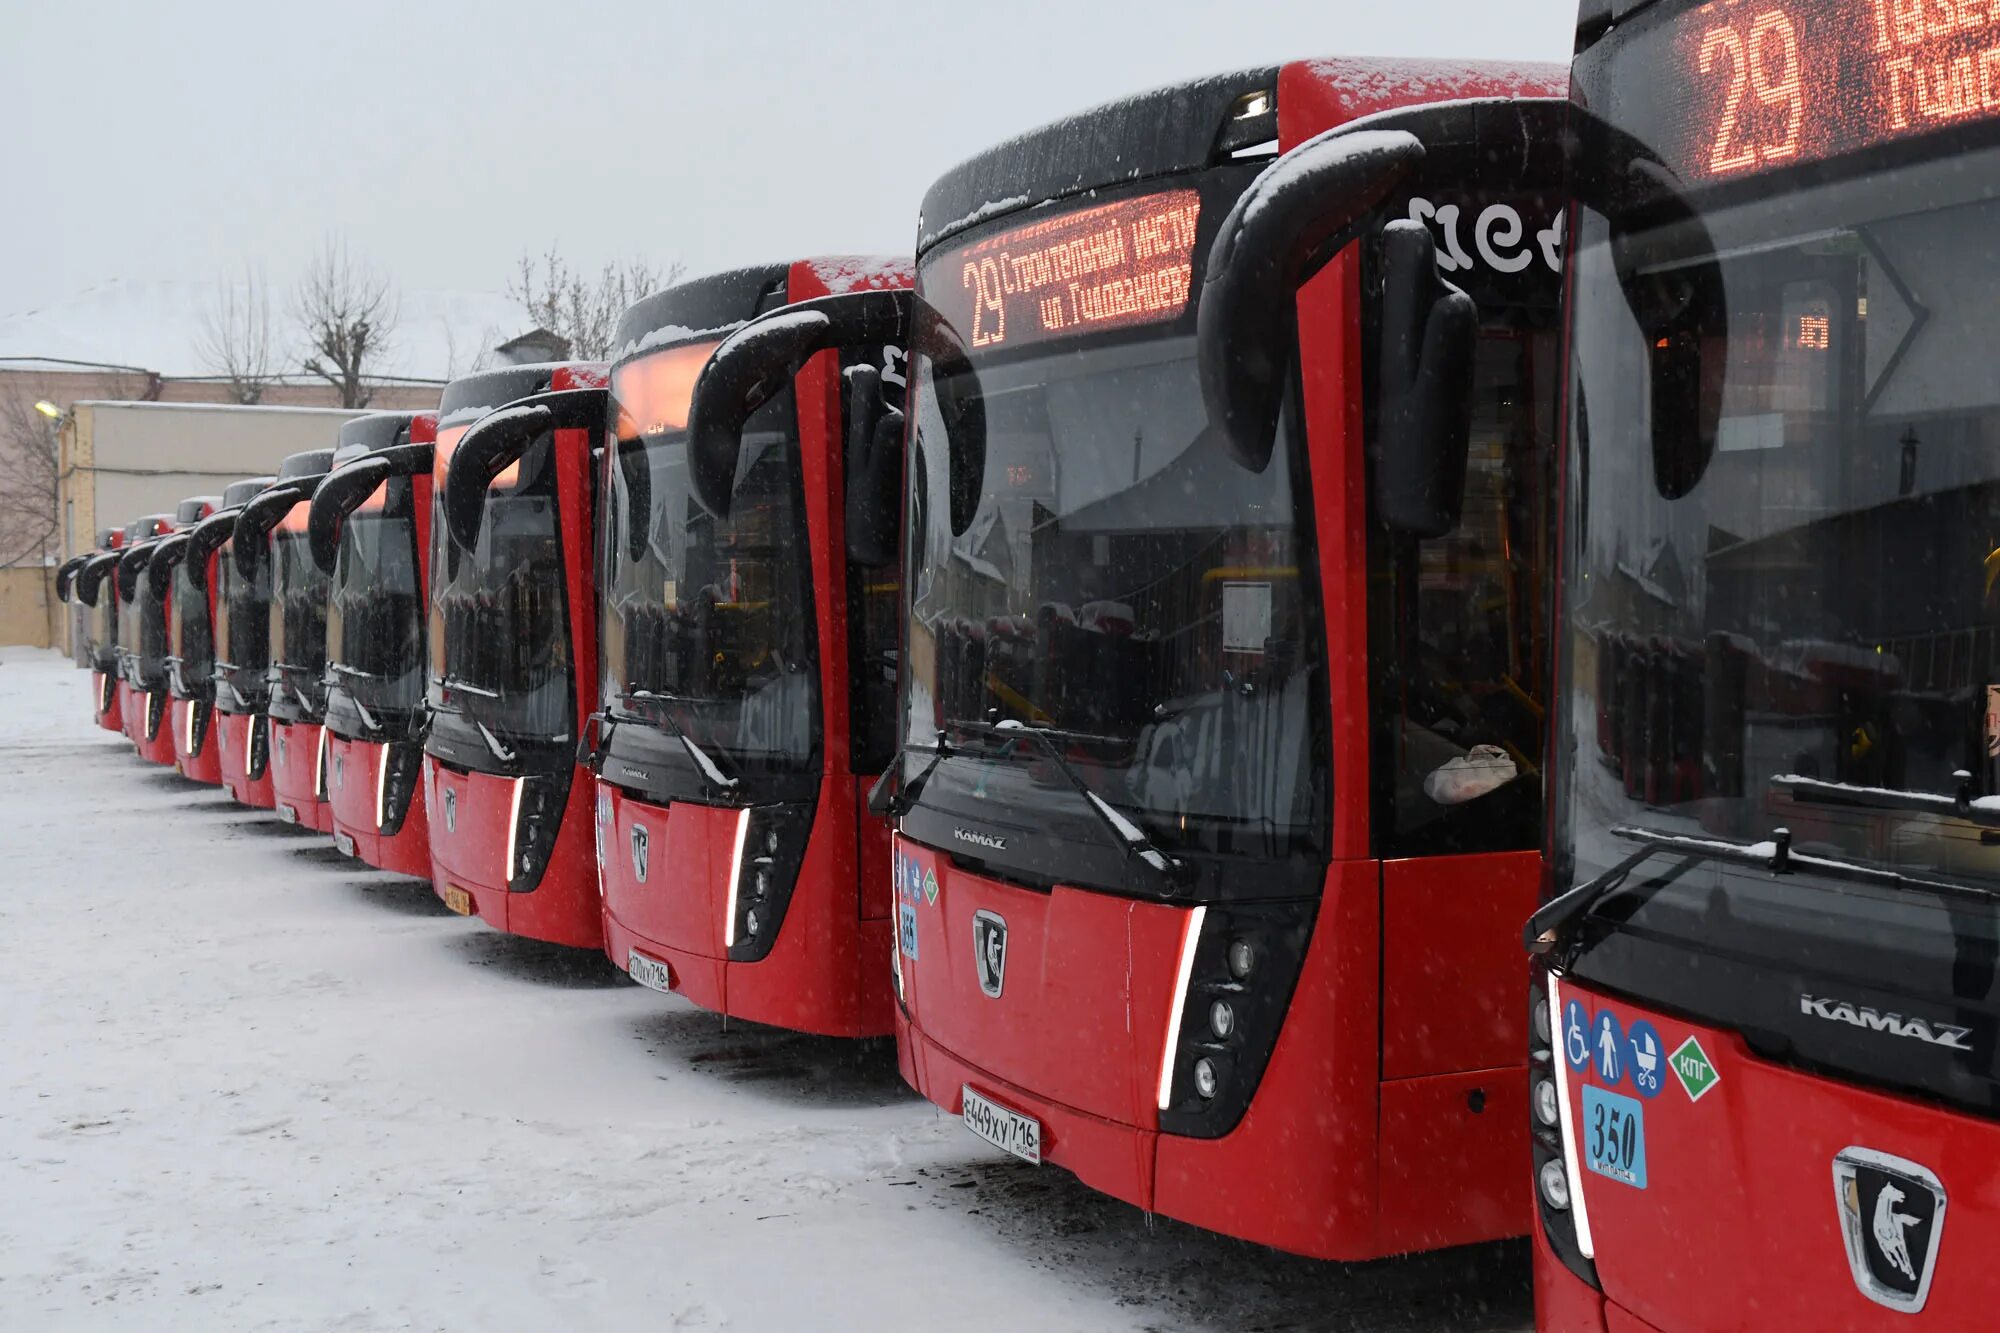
1800, 995, 1973, 1051
953, 827, 1006, 851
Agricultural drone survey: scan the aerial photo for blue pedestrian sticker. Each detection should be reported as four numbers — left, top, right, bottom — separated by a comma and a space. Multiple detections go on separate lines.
1592, 1009, 1627, 1086
1625, 1019, 1665, 1099
1582, 1085, 1648, 1189
898, 903, 920, 961
1563, 998, 1591, 1072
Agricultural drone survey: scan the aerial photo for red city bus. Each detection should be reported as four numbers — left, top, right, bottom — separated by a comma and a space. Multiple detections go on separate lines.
192, 477, 280, 807
588, 259, 911, 1034
428, 362, 608, 945
879, 57, 1569, 1261
233, 450, 337, 829
66, 527, 128, 727
309, 411, 437, 876
144, 496, 224, 783
1527, 2, 2000, 1326
114, 514, 180, 765
54, 527, 119, 669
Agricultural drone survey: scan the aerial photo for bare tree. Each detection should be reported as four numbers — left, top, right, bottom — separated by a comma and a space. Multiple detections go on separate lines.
0, 385, 63, 569
195, 266, 280, 404
508, 249, 683, 361
293, 238, 398, 408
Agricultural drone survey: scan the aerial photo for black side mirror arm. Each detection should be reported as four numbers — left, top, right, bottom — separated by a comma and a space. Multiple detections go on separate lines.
686, 289, 913, 520
307, 456, 395, 573
1197, 127, 1428, 473
233, 483, 309, 579
444, 389, 606, 552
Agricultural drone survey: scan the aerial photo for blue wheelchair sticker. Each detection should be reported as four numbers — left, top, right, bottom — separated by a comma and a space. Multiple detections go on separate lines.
1582, 1085, 1647, 1190
1562, 998, 1591, 1072
898, 903, 920, 961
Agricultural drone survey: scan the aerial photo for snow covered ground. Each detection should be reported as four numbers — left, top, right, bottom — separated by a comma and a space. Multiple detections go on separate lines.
0, 649, 1532, 1332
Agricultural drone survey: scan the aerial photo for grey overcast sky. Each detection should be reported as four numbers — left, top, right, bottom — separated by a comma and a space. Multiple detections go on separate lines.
0, 1, 1574, 316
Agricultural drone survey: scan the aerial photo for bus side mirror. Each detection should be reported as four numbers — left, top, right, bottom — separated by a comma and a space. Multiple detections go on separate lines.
145, 534, 190, 597
843, 363, 904, 569
1373, 220, 1477, 538
1198, 127, 1427, 474
185, 506, 241, 592
687, 288, 913, 521
75, 551, 119, 607
444, 402, 548, 552
1619, 256, 1724, 500
234, 483, 307, 579
308, 454, 394, 573
55, 555, 87, 603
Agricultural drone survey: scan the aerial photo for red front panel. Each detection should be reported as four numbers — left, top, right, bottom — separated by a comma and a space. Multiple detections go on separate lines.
601, 780, 891, 1037
427, 759, 601, 949
895, 838, 1188, 1130
133, 690, 175, 767
117, 681, 139, 745
92, 671, 121, 731
170, 699, 221, 785
267, 718, 331, 832
1534, 1219, 1612, 1332
214, 710, 274, 809
325, 735, 431, 880
1560, 982, 1999, 1330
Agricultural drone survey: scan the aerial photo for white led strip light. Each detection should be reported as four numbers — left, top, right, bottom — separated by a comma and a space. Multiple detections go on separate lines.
723, 807, 751, 948
244, 716, 256, 773
374, 744, 390, 829
1155, 904, 1207, 1111
1547, 971, 1596, 1258
314, 725, 329, 798
182, 700, 196, 757
504, 776, 526, 876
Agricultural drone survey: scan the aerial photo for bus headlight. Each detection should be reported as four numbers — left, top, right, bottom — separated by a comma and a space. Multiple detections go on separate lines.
724, 800, 815, 962
506, 769, 575, 893
1538, 1157, 1571, 1211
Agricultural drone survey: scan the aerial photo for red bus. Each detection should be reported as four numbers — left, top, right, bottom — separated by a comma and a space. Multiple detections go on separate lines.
233, 450, 337, 828
65, 527, 127, 728
309, 411, 438, 876
190, 477, 280, 807
428, 362, 608, 945
144, 496, 224, 783
1529, 2, 2000, 1326
880, 57, 1568, 1260
114, 513, 180, 765
54, 528, 118, 669
589, 259, 910, 1033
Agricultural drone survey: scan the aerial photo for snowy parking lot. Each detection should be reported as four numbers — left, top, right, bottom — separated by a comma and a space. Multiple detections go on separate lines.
0, 649, 1531, 1331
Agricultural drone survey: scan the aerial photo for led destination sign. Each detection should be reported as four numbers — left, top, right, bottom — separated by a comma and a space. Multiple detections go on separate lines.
925, 190, 1202, 351
1670, 0, 2000, 181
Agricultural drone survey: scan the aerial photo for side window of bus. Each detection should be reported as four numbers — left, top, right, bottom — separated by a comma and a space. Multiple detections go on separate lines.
1374, 323, 1558, 857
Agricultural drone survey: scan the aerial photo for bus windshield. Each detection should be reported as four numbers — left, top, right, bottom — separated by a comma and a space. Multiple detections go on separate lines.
426, 428, 574, 746
600, 342, 817, 784
900, 167, 1329, 886
1556, 86, 2000, 1109
214, 539, 271, 710
327, 487, 424, 724
170, 560, 213, 697
268, 528, 330, 720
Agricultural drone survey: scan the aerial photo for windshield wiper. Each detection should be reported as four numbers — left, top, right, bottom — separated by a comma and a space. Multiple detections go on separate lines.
1527, 824, 2000, 962
950, 718, 1192, 892
438, 673, 500, 699
1772, 771, 2000, 830
866, 730, 952, 817
618, 689, 739, 795
473, 719, 517, 765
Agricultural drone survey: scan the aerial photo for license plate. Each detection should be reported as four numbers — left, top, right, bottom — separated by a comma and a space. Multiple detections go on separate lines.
276, 803, 299, 825
962, 1085, 1041, 1165
1582, 1085, 1648, 1189
441, 884, 474, 916
333, 831, 356, 857
627, 949, 673, 993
